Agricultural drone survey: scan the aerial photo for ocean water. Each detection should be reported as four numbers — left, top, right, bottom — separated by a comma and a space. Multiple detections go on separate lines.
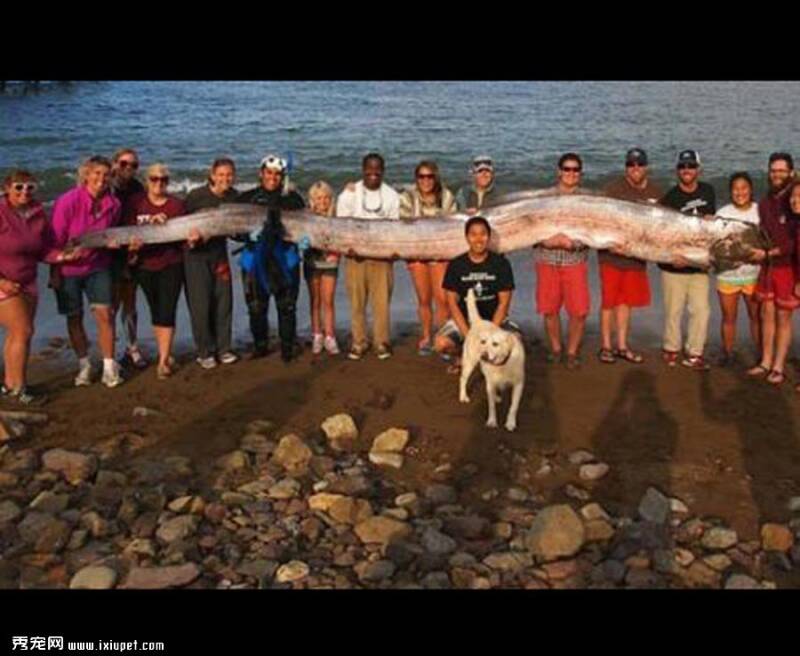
1, 81, 798, 354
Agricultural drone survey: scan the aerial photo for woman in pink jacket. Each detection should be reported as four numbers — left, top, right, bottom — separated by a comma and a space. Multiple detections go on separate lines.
50, 155, 123, 389
0, 170, 80, 405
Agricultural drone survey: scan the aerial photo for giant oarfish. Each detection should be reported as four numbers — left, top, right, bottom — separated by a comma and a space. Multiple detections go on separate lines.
75, 194, 764, 271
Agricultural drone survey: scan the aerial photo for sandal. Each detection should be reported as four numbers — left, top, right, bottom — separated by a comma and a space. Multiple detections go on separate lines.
767, 370, 786, 386
598, 348, 616, 364
417, 339, 433, 357
614, 348, 644, 364
546, 350, 563, 364
565, 354, 582, 371
446, 362, 462, 375
747, 364, 770, 378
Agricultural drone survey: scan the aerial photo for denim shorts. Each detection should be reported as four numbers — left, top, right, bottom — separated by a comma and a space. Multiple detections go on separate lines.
55, 269, 113, 317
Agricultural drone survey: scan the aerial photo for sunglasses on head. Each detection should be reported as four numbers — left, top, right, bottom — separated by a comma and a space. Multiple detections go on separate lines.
149, 176, 169, 184
11, 182, 37, 193
417, 173, 435, 180
678, 163, 699, 170
118, 160, 139, 170
560, 166, 582, 173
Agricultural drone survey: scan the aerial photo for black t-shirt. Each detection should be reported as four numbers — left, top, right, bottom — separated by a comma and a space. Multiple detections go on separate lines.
443, 251, 515, 321
184, 185, 239, 256
658, 181, 717, 273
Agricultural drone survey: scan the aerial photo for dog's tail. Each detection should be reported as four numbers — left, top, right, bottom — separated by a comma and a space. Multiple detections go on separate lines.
466, 287, 480, 326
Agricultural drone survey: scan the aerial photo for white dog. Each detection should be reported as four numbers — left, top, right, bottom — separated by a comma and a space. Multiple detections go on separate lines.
459, 288, 526, 431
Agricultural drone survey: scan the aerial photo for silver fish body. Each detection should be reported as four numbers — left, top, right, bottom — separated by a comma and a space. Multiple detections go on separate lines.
75, 194, 762, 271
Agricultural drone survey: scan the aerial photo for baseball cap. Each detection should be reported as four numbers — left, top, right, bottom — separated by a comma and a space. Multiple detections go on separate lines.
625, 148, 648, 166
472, 155, 494, 173
676, 150, 701, 167
260, 154, 287, 172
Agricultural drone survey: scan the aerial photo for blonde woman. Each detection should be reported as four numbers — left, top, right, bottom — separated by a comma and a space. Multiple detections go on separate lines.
124, 164, 189, 379
400, 160, 457, 355
304, 181, 340, 355
51, 155, 123, 388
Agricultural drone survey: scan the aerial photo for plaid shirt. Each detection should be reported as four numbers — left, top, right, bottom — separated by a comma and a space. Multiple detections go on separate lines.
532, 185, 589, 266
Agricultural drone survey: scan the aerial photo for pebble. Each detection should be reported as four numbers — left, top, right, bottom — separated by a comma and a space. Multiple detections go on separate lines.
703, 554, 733, 572
584, 519, 615, 542
395, 493, 418, 508
506, 487, 529, 502
525, 505, 586, 561
637, 487, 671, 524
272, 434, 313, 475
669, 497, 690, 514
216, 450, 249, 472
0, 500, 22, 525
320, 414, 359, 451
354, 517, 412, 546
700, 527, 738, 551
41, 449, 98, 485
17, 512, 71, 553
579, 463, 609, 481
354, 559, 395, 582
421, 528, 457, 555
761, 523, 794, 553
724, 574, 762, 590
368, 452, 404, 469
268, 478, 301, 500
275, 560, 310, 583
580, 503, 610, 522
483, 552, 533, 572
788, 497, 800, 513
246, 419, 275, 435
568, 449, 596, 466
155, 515, 198, 544
564, 484, 591, 502
424, 484, 457, 505
69, 565, 117, 590
371, 428, 409, 454
123, 563, 201, 589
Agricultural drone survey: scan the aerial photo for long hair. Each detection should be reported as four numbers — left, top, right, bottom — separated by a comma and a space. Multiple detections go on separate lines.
414, 160, 443, 207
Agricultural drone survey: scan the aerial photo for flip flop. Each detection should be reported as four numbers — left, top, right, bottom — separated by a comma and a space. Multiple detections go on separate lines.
747, 364, 770, 378
598, 348, 616, 364
767, 370, 786, 386
417, 340, 433, 356
614, 348, 644, 364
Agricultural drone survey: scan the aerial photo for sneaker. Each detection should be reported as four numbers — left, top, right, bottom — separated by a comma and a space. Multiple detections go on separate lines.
219, 351, 239, 365
348, 345, 367, 361
311, 333, 324, 355
75, 361, 93, 387
662, 350, 679, 367
376, 344, 393, 360
196, 356, 218, 370
681, 354, 710, 371
126, 346, 148, 370
1, 385, 47, 406
101, 362, 124, 388
249, 345, 269, 360
324, 335, 340, 355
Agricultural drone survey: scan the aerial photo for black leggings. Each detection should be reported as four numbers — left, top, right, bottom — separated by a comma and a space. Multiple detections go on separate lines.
136, 263, 184, 328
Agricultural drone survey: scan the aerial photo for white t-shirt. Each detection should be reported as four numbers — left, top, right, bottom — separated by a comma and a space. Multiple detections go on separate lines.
335, 181, 400, 220
716, 202, 760, 285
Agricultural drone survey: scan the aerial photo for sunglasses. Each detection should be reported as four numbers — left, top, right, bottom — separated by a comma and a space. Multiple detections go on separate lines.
11, 183, 37, 193
149, 176, 169, 184
677, 163, 699, 170
626, 162, 646, 168
417, 173, 436, 180
118, 160, 139, 170
560, 166, 582, 173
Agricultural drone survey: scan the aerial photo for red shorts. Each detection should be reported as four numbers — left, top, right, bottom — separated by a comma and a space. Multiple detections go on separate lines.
535, 261, 590, 317
755, 265, 800, 310
599, 262, 651, 309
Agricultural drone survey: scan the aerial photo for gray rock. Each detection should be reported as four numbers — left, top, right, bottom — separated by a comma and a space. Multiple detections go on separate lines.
155, 516, 199, 544
132, 406, 164, 418
564, 484, 591, 502
216, 450, 249, 472
568, 449, 596, 466
724, 574, 762, 590
638, 487, 671, 524
421, 572, 451, 589
424, 484, 457, 505
395, 493, 418, 508
70, 565, 117, 590
700, 527, 738, 551
354, 517, 412, 546
237, 559, 278, 580
41, 449, 98, 485
421, 528, 457, 555
703, 554, 733, 572
579, 463, 609, 481
123, 563, 201, 589
17, 512, 71, 553
449, 552, 478, 568
525, 505, 586, 561
507, 487, 529, 502
0, 500, 22, 525
580, 503, 610, 522
355, 559, 396, 582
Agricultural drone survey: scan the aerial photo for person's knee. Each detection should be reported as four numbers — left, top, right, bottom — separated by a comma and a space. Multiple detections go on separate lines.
92, 305, 113, 323
434, 335, 455, 353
